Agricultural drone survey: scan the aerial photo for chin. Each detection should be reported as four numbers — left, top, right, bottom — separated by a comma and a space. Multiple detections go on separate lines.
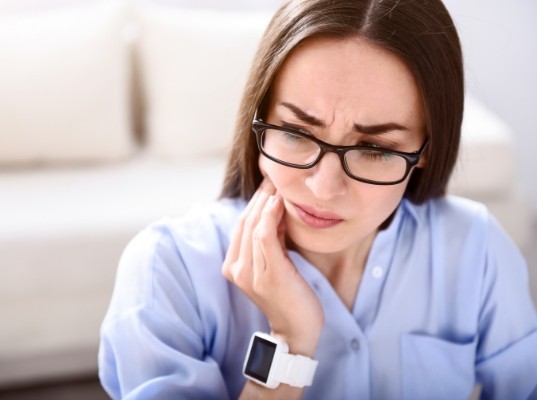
284, 216, 349, 255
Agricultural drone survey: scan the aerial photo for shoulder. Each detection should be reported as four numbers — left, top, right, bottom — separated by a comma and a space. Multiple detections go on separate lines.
127, 198, 246, 261
407, 195, 488, 226
108, 198, 247, 312
402, 195, 525, 276
404, 195, 529, 294
404, 195, 494, 244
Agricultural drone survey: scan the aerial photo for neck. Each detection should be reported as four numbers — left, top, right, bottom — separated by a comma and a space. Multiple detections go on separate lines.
290, 231, 377, 310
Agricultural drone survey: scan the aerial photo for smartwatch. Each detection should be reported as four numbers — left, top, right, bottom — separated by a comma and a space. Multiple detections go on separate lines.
243, 331, 319, 389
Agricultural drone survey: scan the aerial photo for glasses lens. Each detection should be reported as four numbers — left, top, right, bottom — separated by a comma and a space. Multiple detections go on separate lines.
344, 149, 407, 182
262, 129, 321, 166
257, 125, 411, 184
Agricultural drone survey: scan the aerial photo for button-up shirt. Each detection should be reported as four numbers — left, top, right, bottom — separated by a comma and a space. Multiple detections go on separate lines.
99, 196, 537, 399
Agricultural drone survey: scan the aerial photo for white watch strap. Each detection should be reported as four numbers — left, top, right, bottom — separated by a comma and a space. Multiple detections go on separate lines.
274, 353, 319, 388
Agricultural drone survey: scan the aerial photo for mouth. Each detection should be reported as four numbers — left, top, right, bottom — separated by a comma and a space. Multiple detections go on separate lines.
292, 203, 344, 229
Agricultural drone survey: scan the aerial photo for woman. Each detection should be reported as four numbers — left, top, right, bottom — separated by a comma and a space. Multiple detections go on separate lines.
99, 0, 537, 399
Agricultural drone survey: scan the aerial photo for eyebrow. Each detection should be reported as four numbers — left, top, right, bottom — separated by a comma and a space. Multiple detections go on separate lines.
279, 101, 409, 135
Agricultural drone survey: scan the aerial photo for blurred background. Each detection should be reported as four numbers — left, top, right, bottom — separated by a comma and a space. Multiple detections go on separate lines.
445, 0, 537, 212
0, 0, 535, 398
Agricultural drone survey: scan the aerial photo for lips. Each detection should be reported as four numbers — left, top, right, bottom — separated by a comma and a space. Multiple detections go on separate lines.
293, 203, 344, 229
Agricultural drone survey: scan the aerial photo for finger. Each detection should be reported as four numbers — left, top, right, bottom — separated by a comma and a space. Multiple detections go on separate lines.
254, 195, 286, 277
277, 208, 287, 250
252, 196, 278, 275
238, 189, 272, 265
225, 179, 273, 265
223, 181, 275, 283
225, 186, 261, 265
252, 220, 266, 292
239, 179, 276, 256
243, 178, 269, 215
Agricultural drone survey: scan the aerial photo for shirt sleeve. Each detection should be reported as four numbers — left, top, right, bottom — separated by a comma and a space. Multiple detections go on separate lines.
475, 214, 537, 399
98, 222, 231, 400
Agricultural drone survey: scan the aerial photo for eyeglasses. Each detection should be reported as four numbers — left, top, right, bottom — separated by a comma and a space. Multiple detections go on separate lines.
252, 119, 429, 185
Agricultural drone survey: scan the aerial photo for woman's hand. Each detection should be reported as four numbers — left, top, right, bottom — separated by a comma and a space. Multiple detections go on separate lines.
222, 179, 324, 356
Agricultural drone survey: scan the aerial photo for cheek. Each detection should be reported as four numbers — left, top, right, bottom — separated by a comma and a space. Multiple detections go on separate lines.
258, 156, 269, 178
368, 178, 408, 204
258, 156, 298, 188
343, 181, 408, 228
363, 181, 409, 225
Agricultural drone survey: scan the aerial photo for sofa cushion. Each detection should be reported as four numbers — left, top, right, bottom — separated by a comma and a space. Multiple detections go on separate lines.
135, 3, 271, 158
0, 152, 226, 385
0, 0, 135, 165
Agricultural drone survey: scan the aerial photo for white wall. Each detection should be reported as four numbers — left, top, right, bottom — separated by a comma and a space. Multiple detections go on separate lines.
444, 0, 537, 216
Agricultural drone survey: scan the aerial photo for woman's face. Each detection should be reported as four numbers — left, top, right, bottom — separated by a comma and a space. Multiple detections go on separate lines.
259, 36, 426, 257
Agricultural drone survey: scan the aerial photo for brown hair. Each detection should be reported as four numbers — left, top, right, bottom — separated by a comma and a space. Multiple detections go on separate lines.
220, 0, 463, 204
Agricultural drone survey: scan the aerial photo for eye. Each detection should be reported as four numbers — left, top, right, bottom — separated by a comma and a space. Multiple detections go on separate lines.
361, 149, 395, 162
281, 130, 308, 143
281, 123, 311, 136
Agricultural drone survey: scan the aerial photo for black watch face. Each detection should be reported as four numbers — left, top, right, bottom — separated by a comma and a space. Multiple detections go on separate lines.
244, 335, 277, 383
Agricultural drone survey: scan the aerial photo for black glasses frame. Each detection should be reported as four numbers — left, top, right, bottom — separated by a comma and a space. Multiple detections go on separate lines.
252, 119, 429, 185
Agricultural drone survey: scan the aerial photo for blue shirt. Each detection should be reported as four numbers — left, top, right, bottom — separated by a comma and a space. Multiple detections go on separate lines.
99, 196, 537, 399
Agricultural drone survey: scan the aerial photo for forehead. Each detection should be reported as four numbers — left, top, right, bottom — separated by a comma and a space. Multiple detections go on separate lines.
269, 36, 423, 126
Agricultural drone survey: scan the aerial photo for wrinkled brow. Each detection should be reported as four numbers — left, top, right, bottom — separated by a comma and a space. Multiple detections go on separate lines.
279, 101, 409, 135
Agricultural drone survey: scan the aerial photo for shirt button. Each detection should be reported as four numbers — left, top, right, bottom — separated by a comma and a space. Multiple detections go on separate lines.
350, 338, 360, 351
371, 266, 383, 279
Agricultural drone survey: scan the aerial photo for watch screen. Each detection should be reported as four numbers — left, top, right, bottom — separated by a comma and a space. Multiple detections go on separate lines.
244, 335, 277, 383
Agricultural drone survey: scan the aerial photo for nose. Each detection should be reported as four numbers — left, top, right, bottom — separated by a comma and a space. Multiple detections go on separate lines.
304, 152, 347, 200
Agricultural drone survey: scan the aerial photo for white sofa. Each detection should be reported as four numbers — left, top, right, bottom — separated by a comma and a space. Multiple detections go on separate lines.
0, 0, 532, 387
